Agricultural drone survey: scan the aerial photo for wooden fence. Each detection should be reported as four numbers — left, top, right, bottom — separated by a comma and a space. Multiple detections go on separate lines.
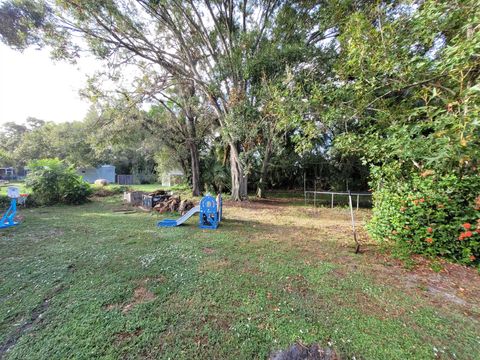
116, 174, 134, 185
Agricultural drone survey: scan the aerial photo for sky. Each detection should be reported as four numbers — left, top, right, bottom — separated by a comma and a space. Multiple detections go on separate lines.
0, 43, 100, 126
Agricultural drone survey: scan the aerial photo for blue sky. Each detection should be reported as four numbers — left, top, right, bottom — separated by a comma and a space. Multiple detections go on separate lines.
0, 43, 99, 125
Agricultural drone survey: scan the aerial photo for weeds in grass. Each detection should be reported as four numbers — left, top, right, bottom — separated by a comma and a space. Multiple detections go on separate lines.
0, 196, 479, 359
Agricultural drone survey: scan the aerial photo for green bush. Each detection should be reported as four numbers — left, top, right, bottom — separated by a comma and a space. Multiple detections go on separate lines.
0, 194, 38, 208
25, 159, 92, 205
0, 195, 10, 209
368, 170, 480, 265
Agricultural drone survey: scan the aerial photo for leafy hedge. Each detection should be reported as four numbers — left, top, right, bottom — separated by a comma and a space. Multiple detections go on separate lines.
0, 195, 10, 209
369, 171, 480, 264
26, 159, 92, 205
0, 194, 38, 208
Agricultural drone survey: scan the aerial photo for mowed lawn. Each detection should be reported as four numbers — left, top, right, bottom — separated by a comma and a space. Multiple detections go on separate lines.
1, 196, 479, 359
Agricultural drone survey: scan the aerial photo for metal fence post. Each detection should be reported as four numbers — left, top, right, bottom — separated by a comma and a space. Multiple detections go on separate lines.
304, 173, 306, 206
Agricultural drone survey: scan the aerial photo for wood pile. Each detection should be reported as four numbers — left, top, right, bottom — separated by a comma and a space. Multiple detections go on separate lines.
148, 189, 167, 196
124, 189, 194, 214
153, 196, 194, 215
146, 190, 171, 207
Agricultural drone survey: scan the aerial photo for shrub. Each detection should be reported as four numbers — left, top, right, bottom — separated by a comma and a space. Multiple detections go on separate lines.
0, 194, 38, 208
0, 195, 10, 208
368, 170, 480, 265
25, 159, 92, 205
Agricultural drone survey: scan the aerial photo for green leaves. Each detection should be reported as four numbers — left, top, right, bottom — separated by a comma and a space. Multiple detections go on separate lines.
315, 0, 480, 263
328, 0, 480, 175
0, 0, 52, 50
26, 158, 92, 205
369, 171, 480, 264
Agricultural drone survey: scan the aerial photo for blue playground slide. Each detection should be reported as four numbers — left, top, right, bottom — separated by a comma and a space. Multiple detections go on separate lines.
158, 206, 200, 227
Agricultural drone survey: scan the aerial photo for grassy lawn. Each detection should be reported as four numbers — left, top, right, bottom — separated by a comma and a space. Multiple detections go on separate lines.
1, 183, 179, 198
1, 196, 479, 359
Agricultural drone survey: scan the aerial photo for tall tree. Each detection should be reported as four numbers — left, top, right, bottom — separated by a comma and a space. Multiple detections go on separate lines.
0, 0, 293, 200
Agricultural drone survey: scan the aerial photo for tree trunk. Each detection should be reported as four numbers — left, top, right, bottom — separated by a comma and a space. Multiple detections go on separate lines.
185, 114, 201, 197
256, 141, 272, 198
179, 158, 189, 182
230, 143, 248, 201
189, 141, 201, 196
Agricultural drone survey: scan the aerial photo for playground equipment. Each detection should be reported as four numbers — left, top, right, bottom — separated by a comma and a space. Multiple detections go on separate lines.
158, 194, 222, 229
0, 186, 21, 229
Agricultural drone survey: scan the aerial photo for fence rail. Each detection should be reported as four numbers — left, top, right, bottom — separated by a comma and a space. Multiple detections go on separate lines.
304, 190, 372, 209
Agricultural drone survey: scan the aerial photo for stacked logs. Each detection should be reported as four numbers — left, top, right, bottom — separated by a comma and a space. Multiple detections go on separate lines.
124, 189, 195, 214
153, 195, 194, 215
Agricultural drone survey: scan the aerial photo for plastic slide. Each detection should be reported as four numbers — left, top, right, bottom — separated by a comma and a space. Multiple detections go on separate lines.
158, 206, 200, 227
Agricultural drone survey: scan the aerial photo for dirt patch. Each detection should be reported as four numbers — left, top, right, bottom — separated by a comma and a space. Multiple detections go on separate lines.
0, 285, 65, 357
199, 258, 230, 272
270, 343, 340, 360
202, 247, 215, 254
283, 275, 310, 297
105, 284, 157, 314
194, 334, 210, 348
427, 285, 467, 306
67, 263, 76, 273
122, 287, 156, 314
197, 313, 232, 332
114, 328, 143, 345
25, 228, 65, 243
105, 303, 119, 311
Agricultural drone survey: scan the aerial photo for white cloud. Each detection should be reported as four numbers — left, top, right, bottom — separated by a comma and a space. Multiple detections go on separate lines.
0, 44, 101, 125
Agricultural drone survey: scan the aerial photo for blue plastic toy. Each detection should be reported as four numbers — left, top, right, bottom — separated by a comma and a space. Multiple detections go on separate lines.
199, 195, 219, 230
0, 187, 21, 229
158, 194, 222, 229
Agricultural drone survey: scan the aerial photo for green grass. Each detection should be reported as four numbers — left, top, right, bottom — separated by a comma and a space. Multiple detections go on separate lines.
0, 196, 478, 359
1, 182, 186, 197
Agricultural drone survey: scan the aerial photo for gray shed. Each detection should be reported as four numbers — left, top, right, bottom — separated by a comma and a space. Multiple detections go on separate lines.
78, 165, 116, 184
